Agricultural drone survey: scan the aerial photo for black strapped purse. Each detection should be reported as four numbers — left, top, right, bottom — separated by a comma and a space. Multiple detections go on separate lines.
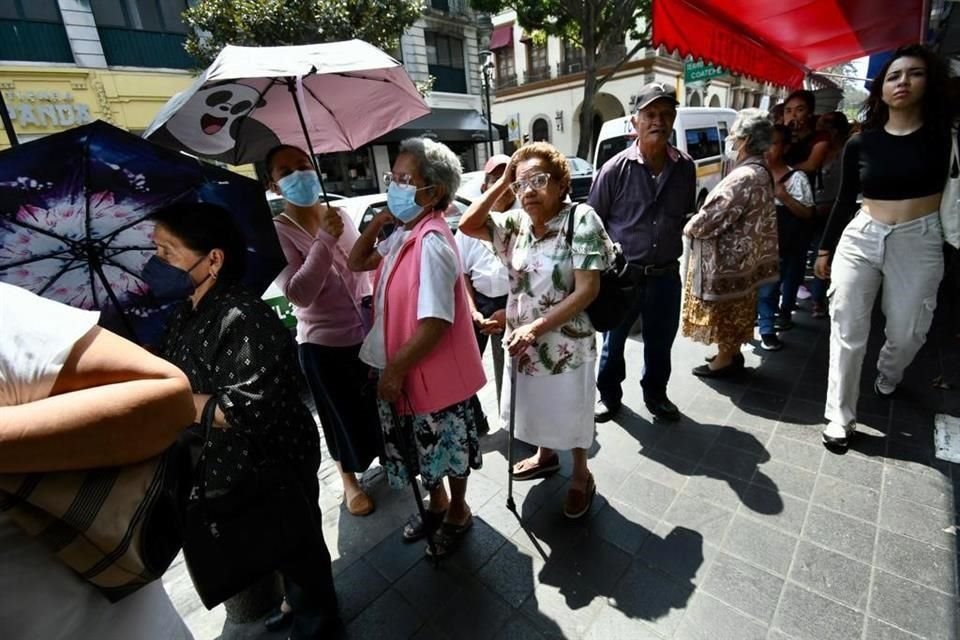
179, 395, 320, 609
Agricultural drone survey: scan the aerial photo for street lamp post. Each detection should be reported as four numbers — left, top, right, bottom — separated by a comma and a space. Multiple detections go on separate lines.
480, 49, 494, 156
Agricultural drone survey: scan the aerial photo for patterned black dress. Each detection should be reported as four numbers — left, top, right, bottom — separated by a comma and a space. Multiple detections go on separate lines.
159, 283, 321, 493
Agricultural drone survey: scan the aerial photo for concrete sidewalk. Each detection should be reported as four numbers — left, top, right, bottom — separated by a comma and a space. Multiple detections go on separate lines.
165, 304, 960, 640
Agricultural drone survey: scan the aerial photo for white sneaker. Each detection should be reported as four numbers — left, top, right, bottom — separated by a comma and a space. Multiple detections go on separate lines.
822, 421, 856, 450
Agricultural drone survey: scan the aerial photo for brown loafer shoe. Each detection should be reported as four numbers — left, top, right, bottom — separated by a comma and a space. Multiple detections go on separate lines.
345, 491, 374, 516
563, 474, 596, 519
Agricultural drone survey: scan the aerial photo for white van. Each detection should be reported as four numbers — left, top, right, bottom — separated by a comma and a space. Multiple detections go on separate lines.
593, 107, 737, 210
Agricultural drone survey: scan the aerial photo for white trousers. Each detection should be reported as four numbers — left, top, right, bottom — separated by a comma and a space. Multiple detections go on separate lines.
826, 210, 944, 425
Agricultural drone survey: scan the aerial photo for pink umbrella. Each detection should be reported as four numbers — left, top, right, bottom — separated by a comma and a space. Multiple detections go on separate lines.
143, 40, 430, 190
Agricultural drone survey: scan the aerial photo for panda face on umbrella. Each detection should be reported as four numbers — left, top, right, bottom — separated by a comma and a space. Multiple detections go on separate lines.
165, 84, 263, 156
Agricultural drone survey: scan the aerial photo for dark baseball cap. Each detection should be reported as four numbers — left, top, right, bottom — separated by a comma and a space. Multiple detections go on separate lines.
635, 82, 679, 111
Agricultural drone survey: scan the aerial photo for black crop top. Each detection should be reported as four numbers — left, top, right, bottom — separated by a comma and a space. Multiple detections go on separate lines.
819, 125, 952, 252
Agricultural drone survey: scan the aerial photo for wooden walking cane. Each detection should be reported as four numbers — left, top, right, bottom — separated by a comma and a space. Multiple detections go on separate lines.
388, 400, 440, 563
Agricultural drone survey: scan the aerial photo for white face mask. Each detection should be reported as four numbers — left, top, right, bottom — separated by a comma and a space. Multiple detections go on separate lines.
724, 136, 741, 161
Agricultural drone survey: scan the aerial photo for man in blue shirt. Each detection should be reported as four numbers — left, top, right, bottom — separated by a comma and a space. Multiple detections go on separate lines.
589, 83, 696, 422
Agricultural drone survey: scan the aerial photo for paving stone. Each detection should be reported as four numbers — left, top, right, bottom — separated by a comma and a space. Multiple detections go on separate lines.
608, 560, 696, 637
766, 435, 825, 472
781, 398, 826, 424
791, 382, 828, 404
614, 471, 679, 520
346, 588, 425, 640
698, 442, 764, 482
673, 591, 768, 640
740, 485, 809, 535
875, 529, 958, 595
878, 493, 957, 551
700, 552, 785, 624
588, 500, 657, 555
661, 493, 735, 547
725, 407, 781, 432
812, 474, 880, 523
550, 533, 632, 594
475, 543, 541, 609
429, 578, 512, 640
713, 424, 774, 457
583, 602, 667, 640
335, 558, 392, 622
772, 583, 864, 640
446, 517, 509, 574
754, 460, 818, 500
819, 451, 884, 489
366, 529, 430, 582
774, 417, 824, 444
788, 541, 871, 610
495, 614, 547, 640
652, 427, 719, 464
520, 564, 605, 638
722, 514, 799, 576
394, 558, 468, 620
634, 451, 698, 491
801, 505, 877, 564
739, 390, 789, 414
682, 471, 751, 511
865, 616, 929, 640
869, 569, 960, 639
883, 465, 955, 512
638, 524, 714, 586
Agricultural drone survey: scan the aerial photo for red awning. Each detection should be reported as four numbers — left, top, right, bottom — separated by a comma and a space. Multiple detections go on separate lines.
488, 25, 513, 51
652, 0, 927, 88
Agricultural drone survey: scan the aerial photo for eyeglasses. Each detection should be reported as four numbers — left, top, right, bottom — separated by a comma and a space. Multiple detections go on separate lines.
509, 172, 550, 194
383, 172, 415, 187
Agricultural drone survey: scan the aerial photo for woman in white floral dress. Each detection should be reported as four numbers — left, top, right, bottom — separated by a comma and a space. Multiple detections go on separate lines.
459, 142, 615, 519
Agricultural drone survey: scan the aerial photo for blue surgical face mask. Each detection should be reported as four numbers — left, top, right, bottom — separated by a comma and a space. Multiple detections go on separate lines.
141, 255, 206, 300
277, 170, 322, 208
387, 182, 432, 223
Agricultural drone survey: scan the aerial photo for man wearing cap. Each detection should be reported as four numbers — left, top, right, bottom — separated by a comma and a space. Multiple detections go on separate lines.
456, 154, 516, 407
589, 82, 696, 423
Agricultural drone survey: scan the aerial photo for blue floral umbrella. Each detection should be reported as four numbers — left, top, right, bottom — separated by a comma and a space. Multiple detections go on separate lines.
0, 120, 285, 346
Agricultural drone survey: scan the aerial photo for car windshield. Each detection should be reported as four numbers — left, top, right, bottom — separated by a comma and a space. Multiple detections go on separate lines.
567, 157, 592, 173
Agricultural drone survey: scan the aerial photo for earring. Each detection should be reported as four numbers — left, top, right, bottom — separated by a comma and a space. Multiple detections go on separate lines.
211, 270, 218, 280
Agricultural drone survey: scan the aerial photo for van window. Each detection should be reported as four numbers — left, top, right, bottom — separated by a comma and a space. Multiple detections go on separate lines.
718, 120, 729, 140
595, 130, 677, 170
684, 127, 721, 160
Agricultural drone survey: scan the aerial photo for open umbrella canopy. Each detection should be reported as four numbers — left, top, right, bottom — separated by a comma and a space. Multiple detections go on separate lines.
143, 40, 430, 165
0, 120, 285, 346
653, 0, 927, 88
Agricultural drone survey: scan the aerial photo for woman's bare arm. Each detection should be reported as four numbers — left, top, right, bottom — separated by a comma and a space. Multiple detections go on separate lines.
0, 327, 195, 473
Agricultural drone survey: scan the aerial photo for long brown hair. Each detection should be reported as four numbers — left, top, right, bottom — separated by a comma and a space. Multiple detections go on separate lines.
861, 44, 952, 134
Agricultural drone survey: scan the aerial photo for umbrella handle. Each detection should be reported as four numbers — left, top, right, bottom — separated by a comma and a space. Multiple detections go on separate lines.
285, 77, 330, 206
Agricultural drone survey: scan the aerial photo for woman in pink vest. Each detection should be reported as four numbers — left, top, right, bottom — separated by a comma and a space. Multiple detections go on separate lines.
348, 138, 487, 558
267, 145, 381, 520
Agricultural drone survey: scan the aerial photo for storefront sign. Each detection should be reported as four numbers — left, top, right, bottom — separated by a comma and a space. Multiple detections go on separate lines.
507, 113, 521, 142
2, 91, 93, 129
684, 61, 724, 83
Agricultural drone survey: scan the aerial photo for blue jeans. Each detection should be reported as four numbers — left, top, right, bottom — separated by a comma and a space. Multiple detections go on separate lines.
597, 268, 681, 406
757, 247, 806, 334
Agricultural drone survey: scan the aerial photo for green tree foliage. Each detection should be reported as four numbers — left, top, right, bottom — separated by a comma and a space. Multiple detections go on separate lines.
183, 0, 424, 66
470, 0, 651, 158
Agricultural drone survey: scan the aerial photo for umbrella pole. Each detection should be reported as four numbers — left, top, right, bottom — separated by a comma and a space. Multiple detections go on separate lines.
285, 77, 330, 206
89, 253, 137, 341
0, 91, 18, 147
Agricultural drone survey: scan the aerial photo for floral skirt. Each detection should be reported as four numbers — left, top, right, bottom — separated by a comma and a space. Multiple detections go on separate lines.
375, 395, 485, 491
681, 272, 758, 346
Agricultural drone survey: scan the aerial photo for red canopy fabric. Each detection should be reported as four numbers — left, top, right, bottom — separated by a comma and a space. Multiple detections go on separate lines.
488, 25, 513, 51
652, 0, 926, 88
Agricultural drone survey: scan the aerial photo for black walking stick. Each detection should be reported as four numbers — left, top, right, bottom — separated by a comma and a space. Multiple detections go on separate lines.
504, 357, 549, 561
388, 400, 440, 563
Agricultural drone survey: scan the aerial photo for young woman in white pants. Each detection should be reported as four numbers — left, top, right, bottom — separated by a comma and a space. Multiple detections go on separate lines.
815, 45, 953, 450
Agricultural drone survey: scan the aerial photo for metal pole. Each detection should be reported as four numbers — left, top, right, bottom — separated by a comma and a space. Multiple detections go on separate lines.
285, 77, 330, 205
0, 90, 19, 148
484, 69, 494, 157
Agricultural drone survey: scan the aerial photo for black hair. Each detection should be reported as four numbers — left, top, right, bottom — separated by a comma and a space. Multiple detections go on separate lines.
862, 44, 952, 134
264, 144, 310, 183
150, 202, 246, 285
784, 89, 816, 112
771, 123, 792, 142
821, 111, 851, 141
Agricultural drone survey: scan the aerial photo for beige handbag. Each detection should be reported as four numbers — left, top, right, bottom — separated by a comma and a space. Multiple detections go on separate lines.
940, 127, 960, 249
0, 448, 183, 602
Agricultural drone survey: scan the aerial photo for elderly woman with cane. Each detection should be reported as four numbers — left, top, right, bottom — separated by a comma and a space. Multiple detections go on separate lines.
458, 142, 615, 519
348, 137, 486, 558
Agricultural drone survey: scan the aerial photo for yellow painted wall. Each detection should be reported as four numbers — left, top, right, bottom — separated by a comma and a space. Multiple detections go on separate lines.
0, 65, 256, 178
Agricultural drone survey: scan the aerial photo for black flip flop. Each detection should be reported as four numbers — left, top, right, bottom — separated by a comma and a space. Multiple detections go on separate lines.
425, 514, 474, 557
402, 509, 446, 542
511, 454, 561, 481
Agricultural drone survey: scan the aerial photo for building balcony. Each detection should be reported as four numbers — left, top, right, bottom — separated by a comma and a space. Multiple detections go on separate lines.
428, 64, 467, 94
97, 27, 195, 69
0, 18, 73, 63
557, 57, 584, 76
523, 66, 552, 84
427, 0, 469, 17
494, 73, 518, 91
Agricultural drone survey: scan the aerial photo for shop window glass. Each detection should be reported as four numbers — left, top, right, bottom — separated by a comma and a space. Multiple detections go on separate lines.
1, 0, 62, 21
158, 0, 188, 32
90, 0, 130, 27
684, 126, 721, 160
137, 1, 164, 31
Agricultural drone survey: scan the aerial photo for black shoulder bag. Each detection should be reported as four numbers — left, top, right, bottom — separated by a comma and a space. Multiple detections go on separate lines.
564, 204, 633, 332
180, 395, 320, 609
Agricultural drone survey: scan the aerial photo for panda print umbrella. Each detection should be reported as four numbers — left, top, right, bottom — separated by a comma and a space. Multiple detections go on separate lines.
144, 40, 430, 176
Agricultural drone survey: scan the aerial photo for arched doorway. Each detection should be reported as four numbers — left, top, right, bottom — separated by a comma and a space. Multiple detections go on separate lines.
709, 94, 722, 108
531, 117, 550, 142
689, 91, 702, 107
572, 92, 625, 158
